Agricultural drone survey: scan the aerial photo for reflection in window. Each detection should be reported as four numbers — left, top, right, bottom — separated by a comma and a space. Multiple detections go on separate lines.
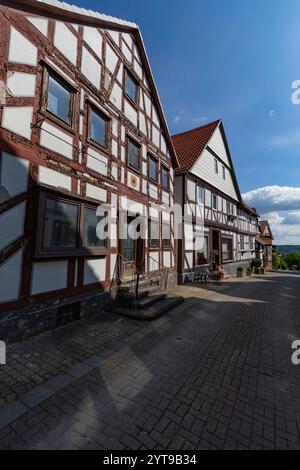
128, 139, 140, 169
47, 75, 72, 124
222, 237, 233, 261
126, 71, 138, 103
149, 156, 158, 182
150, 219, 159, 248
196, 237, 208, 265
90, 108, 108, 147
83, 208, 105, 247
162, 223, 171, 250
43, 199, 77, 248
161, 166, 169, 189
197, 185, 204, 205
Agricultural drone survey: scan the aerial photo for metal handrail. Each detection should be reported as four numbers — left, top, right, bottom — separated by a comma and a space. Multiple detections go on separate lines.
110, 253, 140, 299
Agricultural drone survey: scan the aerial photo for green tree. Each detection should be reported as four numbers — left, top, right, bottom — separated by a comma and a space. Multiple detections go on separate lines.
272, 252, 282, 270
284, 252, 300, 270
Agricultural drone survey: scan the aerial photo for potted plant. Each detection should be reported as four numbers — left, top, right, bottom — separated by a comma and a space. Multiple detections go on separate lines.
246, 266, 252, 276
237, 266, 244, 277
250, 258, 262, 274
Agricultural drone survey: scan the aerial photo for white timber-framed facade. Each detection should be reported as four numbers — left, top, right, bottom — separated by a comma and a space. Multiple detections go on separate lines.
173, 120, 260, 281
0, 0, 179, 341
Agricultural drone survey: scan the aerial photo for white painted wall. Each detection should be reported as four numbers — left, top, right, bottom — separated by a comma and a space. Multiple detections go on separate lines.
83, 26, 102, 58
2, 107, 33, 140
86, 147, 108, 176
7, 72, 36, 97
40, 121, 73, 159
192, 148, 238, 201
38, 166, 72, 191
84, 258, 106, 284
81, 47, 101, 88
31, 260, 68, 295
26, 16, 48, 37
208, 127, 230, 166
54, 22, 77, 65
86, 183, 107, 202
8, 27, 38, 66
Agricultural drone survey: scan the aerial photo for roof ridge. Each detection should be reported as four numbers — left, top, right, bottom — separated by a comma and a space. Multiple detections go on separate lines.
172, 119, 221, 139
36, 0, 138, 28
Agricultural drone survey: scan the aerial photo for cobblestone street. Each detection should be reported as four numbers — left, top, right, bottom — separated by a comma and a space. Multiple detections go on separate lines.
0, 272, 300, 450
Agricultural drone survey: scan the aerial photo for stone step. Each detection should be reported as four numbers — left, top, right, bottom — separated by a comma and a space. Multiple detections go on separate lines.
105, 296, 184, 320
132, 293, 166, 310
118, 284, 161, 298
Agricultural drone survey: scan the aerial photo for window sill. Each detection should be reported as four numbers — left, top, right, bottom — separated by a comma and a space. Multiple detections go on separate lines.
40, 110, 75, 135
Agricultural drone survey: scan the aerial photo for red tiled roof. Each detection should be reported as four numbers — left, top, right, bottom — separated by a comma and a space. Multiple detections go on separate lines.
171, 120, 221, 174
259, 220, 274, 240
242, 201, 259, 216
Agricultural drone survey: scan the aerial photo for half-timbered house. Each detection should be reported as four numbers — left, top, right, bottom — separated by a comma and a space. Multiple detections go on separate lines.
172, 120, 260, 281
0, 0, 180, 341
255, 220, 273, 269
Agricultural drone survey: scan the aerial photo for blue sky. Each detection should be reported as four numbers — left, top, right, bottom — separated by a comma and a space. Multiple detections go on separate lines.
69, 0, 300, 243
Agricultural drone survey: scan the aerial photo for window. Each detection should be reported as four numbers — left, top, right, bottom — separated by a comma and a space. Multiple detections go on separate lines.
127, 138, 140, 170
162, 222, 171, 250
212, 194, 217, 210
89, 107, 109, 148
42, 199, 78, 249
227, 201, 231, 214
222, 165, 226, 180
249, 237, 254, 250
149, 155, 158, 182
222, 237, 233, 262
161, 166, 169, 189
240, 235, 245, 251
125, 70, 138, 103
36, 190, 107, 257
83, 207, 105, 248
214, 158, 218, 174
149, 218, 159, 249
196, 236, 208, 265
197, 185, 204, 205
46, 73, 74, 124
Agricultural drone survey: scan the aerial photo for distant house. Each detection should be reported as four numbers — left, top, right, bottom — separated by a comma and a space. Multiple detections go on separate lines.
256, 221, 274, 269
172, 120, 260, 281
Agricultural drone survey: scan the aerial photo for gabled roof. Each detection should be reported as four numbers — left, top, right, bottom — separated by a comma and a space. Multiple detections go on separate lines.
242, 201, 259, 217
172, 120, 220, 173
259, 220, 274, 240
172, 119, 242, 201
2, 0, 179, 168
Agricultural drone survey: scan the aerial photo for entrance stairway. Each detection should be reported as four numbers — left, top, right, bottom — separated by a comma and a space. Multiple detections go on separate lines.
106, 256, 184, 319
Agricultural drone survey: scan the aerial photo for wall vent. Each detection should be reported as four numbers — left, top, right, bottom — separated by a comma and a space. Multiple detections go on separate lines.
56, 302, 81, 327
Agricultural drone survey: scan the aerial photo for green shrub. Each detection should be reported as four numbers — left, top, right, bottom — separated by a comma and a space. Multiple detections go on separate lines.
237, 266, 244, 272
250, 258, 262, 268
272, 252, 282, 270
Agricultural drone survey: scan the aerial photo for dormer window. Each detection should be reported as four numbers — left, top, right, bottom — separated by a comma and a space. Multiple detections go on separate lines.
125, 70, 138, 104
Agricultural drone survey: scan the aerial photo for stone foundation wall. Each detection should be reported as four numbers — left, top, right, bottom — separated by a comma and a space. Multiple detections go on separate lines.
0, 290, 110, 344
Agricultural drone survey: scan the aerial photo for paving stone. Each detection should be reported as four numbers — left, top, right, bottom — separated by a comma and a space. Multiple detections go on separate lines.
21, 386, 55, 408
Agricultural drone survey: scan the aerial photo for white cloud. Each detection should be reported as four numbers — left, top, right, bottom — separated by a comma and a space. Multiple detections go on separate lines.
269, 109, 276, 118
191, 116, 208, 124
243, 186, 300, 245
269, 130, 300, 148
242, 185, 300, 213
173, 116, 181, 124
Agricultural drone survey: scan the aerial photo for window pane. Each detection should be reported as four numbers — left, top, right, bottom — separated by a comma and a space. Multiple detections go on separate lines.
128, 140, 140, 168
47, 75, 72, 123
197, 186, 203, 204
126, 72, 137, 102
150, 219, 159, 248
196, 237, 208, 265
214, 158, 218, 174
162, 167, 169, 189
90, 109, 107, 147
43, 199, 77, 248
162, 223, 171, 249
83, 208, 105, 247
222, 238, 232, 261
149, 157, 157, 181
212, 195, 217, 209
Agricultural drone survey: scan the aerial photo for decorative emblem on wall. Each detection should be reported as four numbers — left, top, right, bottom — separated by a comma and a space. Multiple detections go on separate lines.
131, 175, 138, 188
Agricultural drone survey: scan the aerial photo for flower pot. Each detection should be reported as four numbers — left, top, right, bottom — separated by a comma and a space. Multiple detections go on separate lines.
237, 271, 243, 278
